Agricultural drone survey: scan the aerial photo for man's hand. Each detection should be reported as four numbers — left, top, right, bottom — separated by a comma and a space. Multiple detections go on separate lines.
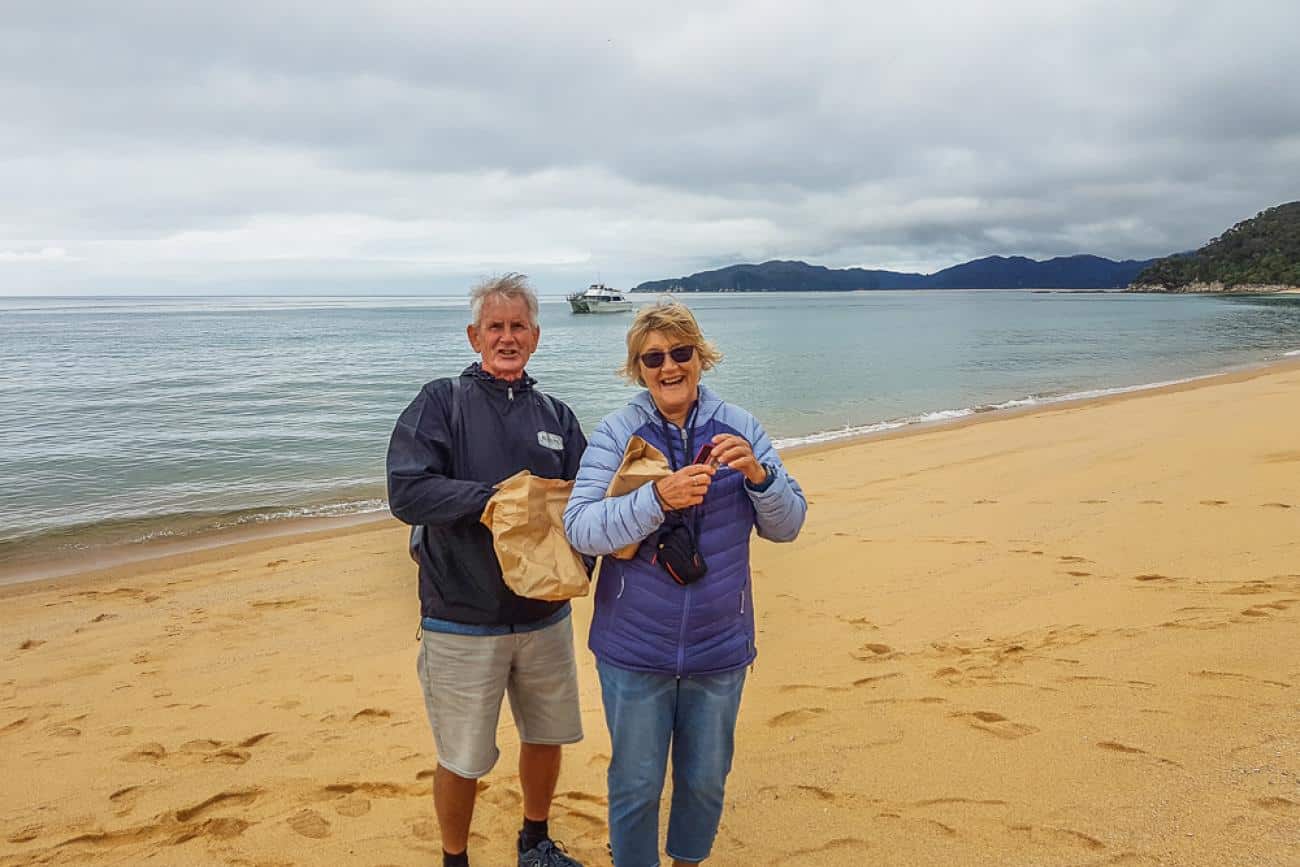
710, 433, 768, 486
653, 464, 716, 510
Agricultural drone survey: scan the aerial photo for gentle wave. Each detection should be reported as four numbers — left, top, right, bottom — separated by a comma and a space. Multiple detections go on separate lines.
127, 499, 391, 544
772, 373, 1218, 450
1285, 349, 1300, 357
0, 498, 391, 571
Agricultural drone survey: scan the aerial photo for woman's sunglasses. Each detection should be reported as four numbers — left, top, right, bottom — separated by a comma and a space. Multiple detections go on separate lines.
639, 345, 696, 369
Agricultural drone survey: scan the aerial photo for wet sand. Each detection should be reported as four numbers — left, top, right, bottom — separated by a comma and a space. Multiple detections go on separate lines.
2, 361, 1298, 866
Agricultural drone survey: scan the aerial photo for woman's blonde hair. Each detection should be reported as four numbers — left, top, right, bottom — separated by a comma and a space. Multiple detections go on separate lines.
619, 299, 723, 386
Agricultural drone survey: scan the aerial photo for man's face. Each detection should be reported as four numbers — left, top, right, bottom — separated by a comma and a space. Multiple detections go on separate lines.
467, 294, 539, 381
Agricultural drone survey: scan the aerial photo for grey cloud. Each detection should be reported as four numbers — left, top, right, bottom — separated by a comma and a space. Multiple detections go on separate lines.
2, 0, 1299, 293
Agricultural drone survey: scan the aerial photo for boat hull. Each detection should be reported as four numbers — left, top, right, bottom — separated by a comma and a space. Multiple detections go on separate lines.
584, 300, 633, 313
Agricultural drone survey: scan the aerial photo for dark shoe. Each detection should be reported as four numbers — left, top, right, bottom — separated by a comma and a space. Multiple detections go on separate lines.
518, 838, 583, 867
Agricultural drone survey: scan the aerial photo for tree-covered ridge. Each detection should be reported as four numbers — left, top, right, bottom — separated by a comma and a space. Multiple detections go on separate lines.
634, 255, 1156, 293
1133, 202, 1300, 289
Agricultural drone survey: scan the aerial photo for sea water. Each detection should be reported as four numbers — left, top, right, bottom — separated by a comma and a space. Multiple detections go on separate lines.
2, 290, 1298, 569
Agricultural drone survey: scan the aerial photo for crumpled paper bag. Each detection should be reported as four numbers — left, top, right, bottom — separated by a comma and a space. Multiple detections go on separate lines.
606, 435, 672, 560
481, 470, 589, 601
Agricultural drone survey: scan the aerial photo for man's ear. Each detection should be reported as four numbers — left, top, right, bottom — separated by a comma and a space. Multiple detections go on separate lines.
467, 323, 481, 353
532, 324, 541, 348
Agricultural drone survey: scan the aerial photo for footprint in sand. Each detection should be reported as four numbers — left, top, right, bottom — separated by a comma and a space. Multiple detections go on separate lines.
479, 783, 523, 809
7, 825, 41, 843
1253, 796, 1299, 817
1261, 502, 1293, 509
796, 785, 836, 801
323, 781, 413, 798
411, 819, 439, 841
18, 639, 45, 651
180, 738, 224, 753
767, 707, 827, 727
953, 710, 1038, 739
175, 787, 262, 822
351, 707, 393, 723
838, 615, 878, 629
121, 742, 167, 762
205, 748, 251, 765
786, 837, 871, 860
2, 717, 30, 734
1095, 741, 1181, 767
780, 683, 850, 694
851, 642, 896, 661
287, 809, 331, 839
334, 797, 372, 817
1222, 581, 1277, 595
757, 784, 836, 802
1134, 573, 1175, 583
109, 785, 143, 816
1007, 823, 1105, 852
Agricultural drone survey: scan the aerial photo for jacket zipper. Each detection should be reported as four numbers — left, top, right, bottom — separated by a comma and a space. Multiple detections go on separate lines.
508, 386, 514, 401
677, 583, 691, 677
676, 421, 691, 677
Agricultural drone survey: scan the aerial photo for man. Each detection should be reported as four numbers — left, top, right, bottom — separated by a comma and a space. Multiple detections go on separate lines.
387, 274, 586, 867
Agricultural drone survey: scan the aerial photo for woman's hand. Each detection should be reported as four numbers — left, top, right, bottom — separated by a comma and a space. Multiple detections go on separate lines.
710, 433, 768, 486
653, 463, 716, 510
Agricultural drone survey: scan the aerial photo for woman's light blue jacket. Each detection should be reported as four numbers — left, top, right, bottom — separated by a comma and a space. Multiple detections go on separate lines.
564, 384, 807, 676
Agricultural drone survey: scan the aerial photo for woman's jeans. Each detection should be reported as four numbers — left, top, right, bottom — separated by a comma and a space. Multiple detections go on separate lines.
597, 659, 747, 866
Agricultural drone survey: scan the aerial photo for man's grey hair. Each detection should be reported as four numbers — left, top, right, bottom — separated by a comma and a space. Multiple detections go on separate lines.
469, 273, 539, 327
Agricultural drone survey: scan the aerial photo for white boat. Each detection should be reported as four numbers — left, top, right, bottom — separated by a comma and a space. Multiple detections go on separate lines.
567, 284, 633, 314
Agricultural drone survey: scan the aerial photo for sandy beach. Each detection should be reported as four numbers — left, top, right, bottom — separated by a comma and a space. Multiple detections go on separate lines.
3, 361, 1299, 867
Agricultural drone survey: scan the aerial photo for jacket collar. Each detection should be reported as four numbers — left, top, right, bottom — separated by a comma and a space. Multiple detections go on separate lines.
631, 382, 722, 429
461, 362, 536, 393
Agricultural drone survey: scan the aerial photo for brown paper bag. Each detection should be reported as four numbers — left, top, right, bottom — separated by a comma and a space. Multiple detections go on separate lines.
606, 436, 672, 560
480, 471, 589, 601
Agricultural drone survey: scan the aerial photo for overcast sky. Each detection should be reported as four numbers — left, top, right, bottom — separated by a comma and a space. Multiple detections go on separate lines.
2, 0, 1298, 295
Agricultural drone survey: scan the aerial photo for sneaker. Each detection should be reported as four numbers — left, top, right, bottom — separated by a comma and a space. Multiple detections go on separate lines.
518, 838, 583, 867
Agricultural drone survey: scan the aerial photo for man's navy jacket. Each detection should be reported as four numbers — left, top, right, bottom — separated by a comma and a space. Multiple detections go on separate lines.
386, 363, 587, 626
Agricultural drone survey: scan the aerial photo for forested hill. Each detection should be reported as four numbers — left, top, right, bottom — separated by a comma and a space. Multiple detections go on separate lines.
633, 254, 1157, 293
1132, 202, 1300, 290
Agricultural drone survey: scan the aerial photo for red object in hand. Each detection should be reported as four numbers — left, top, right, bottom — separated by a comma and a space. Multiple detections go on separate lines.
693, 443, 715, 465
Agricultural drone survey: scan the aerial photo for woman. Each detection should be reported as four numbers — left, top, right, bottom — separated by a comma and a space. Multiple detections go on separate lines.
564, 301, 807, 867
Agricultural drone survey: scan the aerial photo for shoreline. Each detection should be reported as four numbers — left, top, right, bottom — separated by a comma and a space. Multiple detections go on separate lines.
6, 353, 1300, 595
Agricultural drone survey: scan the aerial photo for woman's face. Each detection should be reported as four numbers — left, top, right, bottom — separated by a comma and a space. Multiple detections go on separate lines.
638, 329, 703, 422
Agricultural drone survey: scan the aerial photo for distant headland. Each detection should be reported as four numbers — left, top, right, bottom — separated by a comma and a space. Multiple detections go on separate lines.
1129, 201, 1300, 293
631, 201, 1300, 295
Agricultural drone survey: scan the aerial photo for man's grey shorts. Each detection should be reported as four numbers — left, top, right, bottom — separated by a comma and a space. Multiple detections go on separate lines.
416, 614, 583, 779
